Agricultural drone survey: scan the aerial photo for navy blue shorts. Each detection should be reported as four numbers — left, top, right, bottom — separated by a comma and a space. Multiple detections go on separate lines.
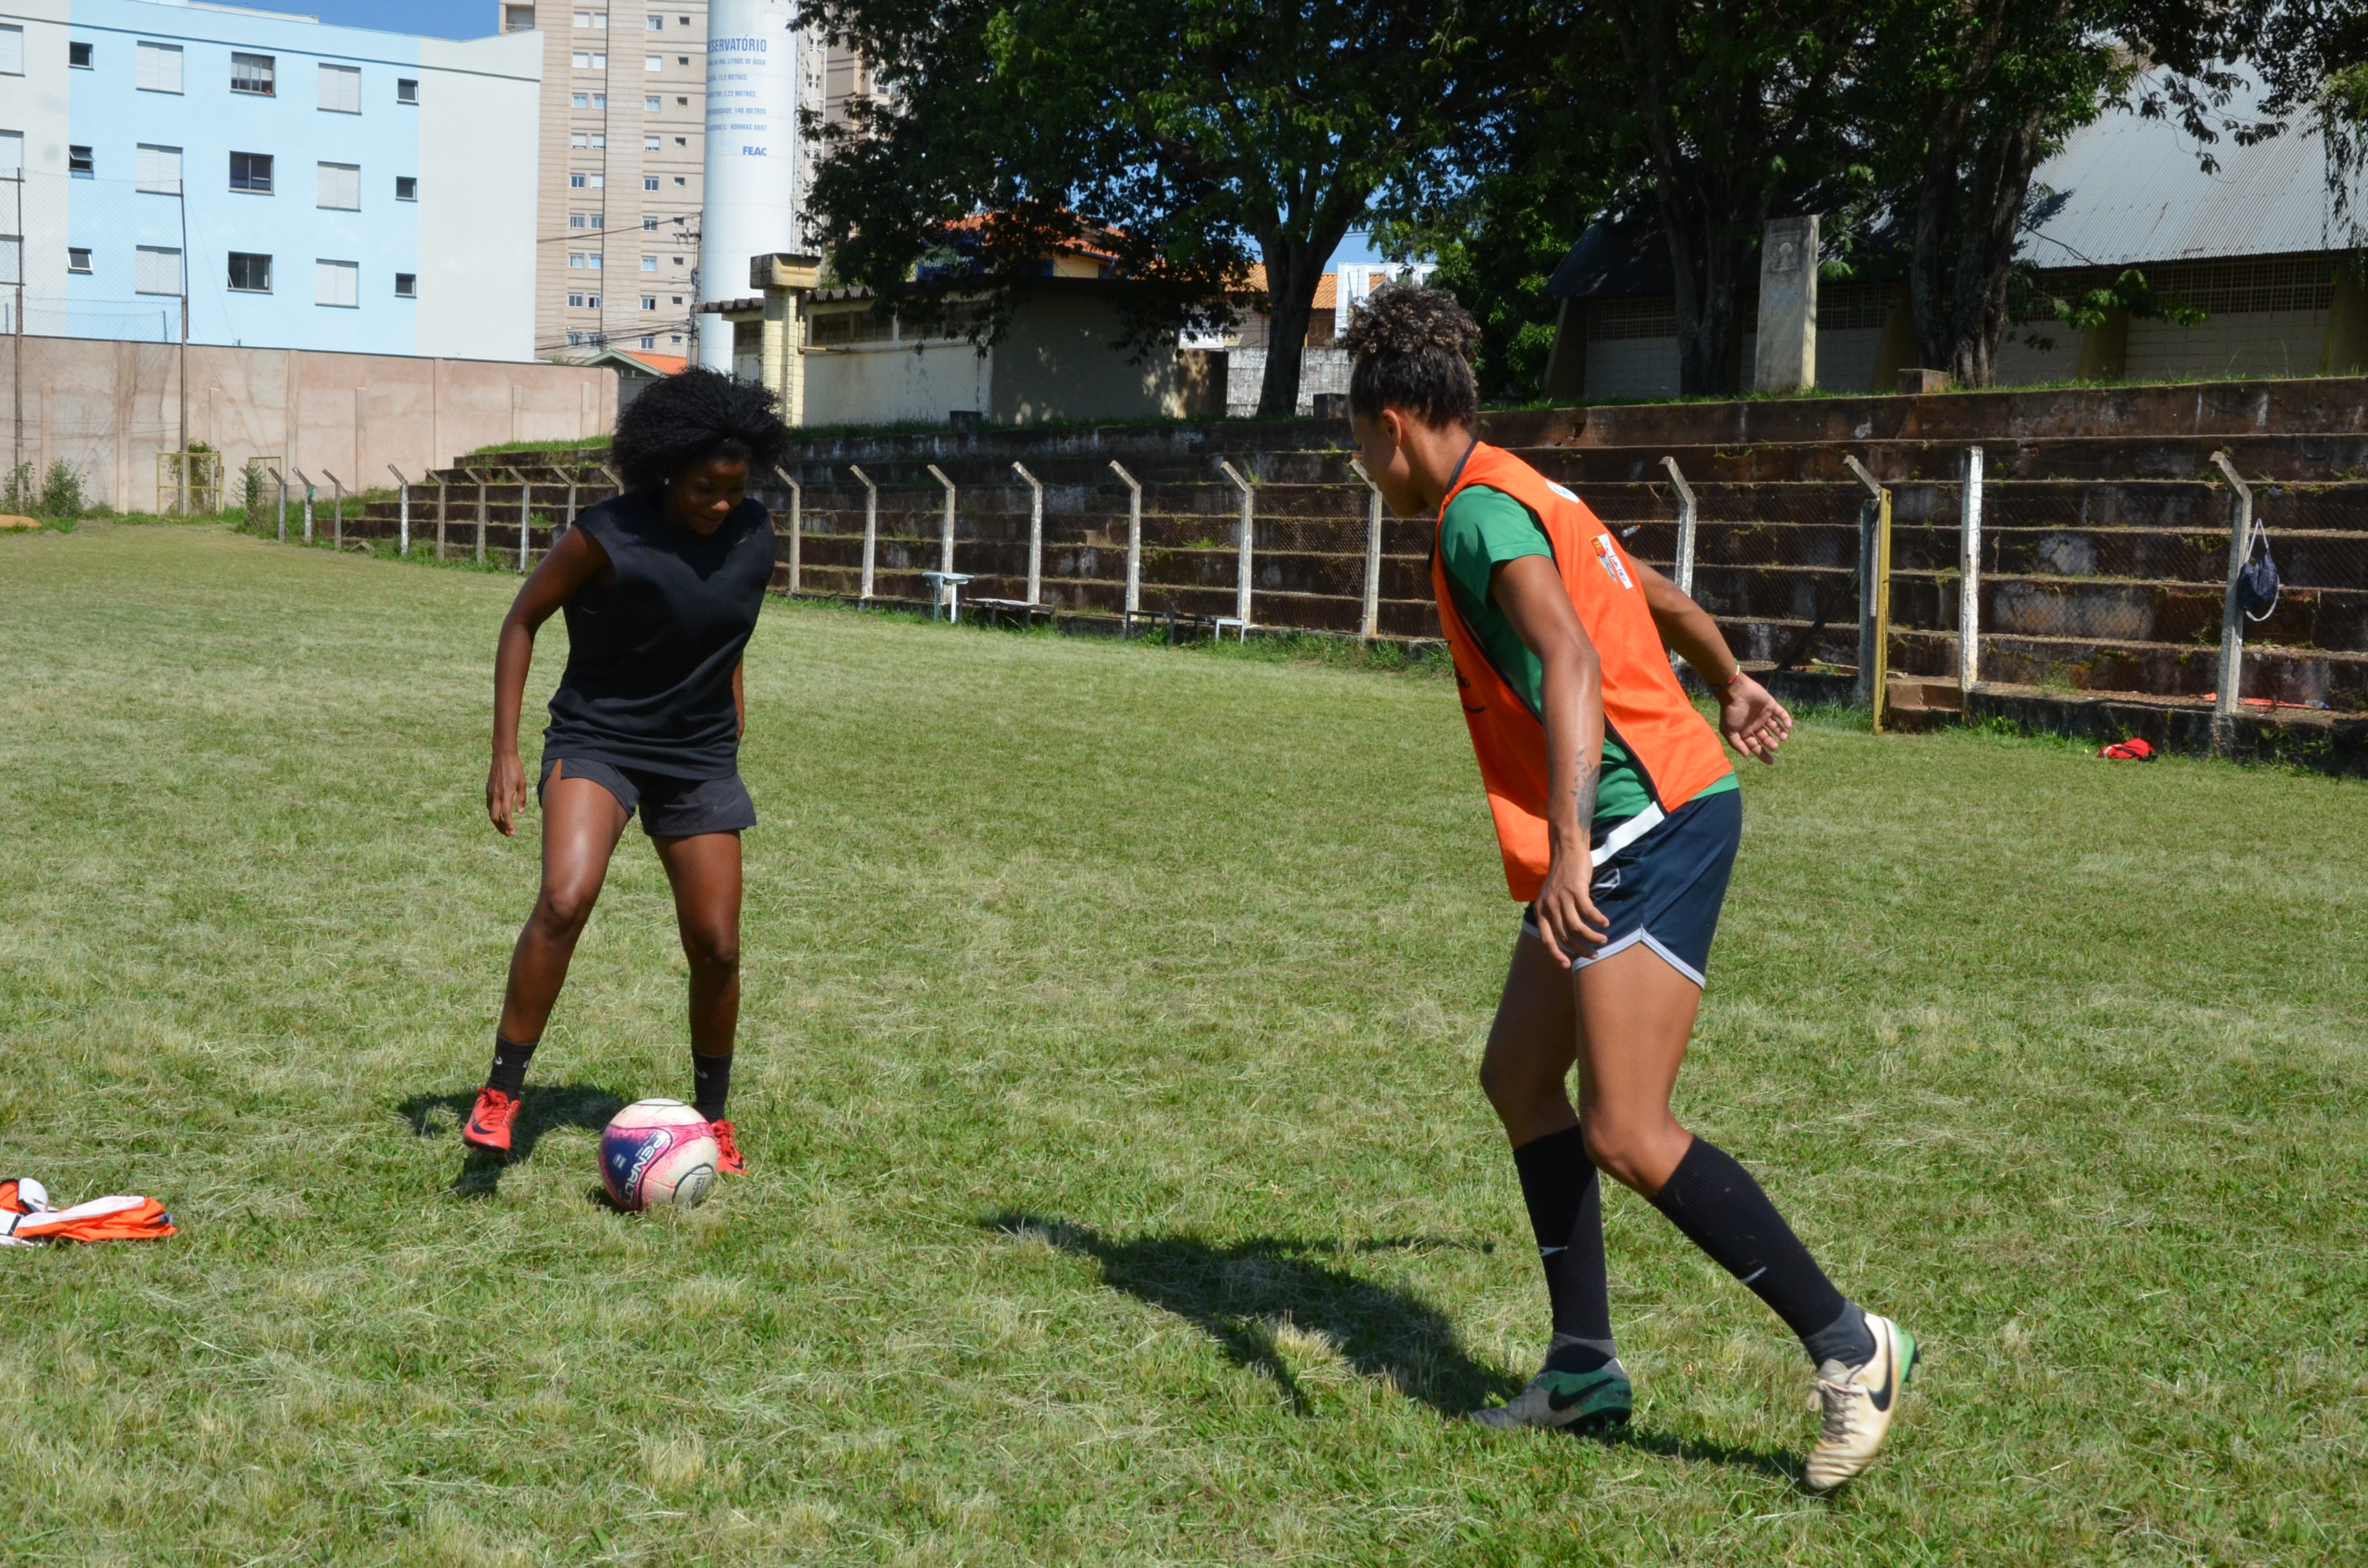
539, 756, 757, 838
1521, 787, 1741, 986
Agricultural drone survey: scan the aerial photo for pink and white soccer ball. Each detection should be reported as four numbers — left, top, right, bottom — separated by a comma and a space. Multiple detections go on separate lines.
600, 1099, 719, 1212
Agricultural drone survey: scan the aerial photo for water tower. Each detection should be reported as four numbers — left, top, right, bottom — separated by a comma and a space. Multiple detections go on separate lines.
697, 0, 806, 374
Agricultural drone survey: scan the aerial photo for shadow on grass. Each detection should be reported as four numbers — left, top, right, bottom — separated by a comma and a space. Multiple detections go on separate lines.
983, 1212, 1517, 1418
396, 1083, 630, 1198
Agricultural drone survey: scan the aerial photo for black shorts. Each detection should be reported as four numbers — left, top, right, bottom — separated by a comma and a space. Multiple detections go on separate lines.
539, 756, 757, 838
1521, 787, 1741, 986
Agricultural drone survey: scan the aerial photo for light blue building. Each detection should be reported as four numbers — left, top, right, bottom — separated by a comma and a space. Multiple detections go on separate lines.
3, 0, 543, 359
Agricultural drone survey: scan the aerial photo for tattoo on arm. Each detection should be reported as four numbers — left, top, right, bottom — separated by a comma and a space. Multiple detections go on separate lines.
1573, 755, 1600, 835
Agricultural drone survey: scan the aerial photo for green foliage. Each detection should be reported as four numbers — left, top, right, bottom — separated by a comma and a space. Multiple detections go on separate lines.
38, 461, 85, 519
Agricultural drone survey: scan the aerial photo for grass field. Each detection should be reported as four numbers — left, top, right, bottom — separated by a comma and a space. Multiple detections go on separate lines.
3, 523, 2365, 1566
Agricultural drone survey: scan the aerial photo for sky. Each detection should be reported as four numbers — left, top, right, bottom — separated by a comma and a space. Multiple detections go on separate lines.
290, 4, 1395, 269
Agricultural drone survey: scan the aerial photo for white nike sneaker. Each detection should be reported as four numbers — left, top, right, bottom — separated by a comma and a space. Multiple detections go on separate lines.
1804, 1312, 1917, 1492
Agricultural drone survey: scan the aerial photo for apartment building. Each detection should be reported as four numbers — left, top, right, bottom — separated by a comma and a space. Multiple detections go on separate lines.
2, 0, 540, 357
500, 0, 712, 362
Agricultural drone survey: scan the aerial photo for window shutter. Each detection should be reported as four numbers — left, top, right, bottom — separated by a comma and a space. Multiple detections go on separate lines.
136, 246, 183, 296
317, 162, 359, 209
0, 238, 20, 288
0, 132, 22, 176
319, 63, 360, 112
0, 26, 28, 76
136, 144, 183, 193
316, 259, 359, 307
136, 40, 183, 92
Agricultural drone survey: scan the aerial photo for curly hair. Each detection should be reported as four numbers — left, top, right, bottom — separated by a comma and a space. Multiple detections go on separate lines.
1340, 283, 1481, 429
609, 366, 796, 490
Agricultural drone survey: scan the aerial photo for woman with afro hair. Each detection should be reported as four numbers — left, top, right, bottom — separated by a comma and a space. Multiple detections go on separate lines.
1341, 285, 1913, 1489
463, 367, 795, 1176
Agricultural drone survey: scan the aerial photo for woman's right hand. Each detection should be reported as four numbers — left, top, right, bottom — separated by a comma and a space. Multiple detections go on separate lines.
487, 750, 527, 837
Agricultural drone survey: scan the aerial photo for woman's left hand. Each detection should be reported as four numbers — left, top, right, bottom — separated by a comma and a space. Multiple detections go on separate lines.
1718, 673, 1793, 763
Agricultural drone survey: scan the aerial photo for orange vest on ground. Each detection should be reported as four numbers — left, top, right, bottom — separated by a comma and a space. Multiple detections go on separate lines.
1431, 443, 1732, 900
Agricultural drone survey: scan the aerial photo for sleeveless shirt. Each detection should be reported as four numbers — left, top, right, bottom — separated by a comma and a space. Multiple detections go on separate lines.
541, 488, 777, 778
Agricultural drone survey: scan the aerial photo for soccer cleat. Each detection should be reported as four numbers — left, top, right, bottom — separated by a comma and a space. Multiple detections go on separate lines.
1470, 1360, 1633, 1433
461, 1088, 521, 1155
1804, 1312, 1918, 1492
707, 1118, 744, 1176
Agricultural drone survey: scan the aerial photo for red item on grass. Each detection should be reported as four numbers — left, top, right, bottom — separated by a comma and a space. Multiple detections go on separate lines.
0, 1177, 175, 1245
2098, 737, 2156, 761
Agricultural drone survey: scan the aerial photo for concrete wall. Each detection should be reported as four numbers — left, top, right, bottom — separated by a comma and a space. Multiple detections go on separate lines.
0, 333, 615, 509
416, 33, 541, 361
988, 291, 1183, 425
802, 336, 992, 427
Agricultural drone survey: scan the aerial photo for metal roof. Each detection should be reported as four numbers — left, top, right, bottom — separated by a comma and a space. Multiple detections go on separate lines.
2021, 75, 2352, 268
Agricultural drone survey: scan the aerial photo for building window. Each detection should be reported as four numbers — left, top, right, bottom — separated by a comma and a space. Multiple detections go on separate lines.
227, 252, 271, 292
639, 335, 655, 348
135, 245, 183, 296
640, 256, 657, 272
672, 176, 685, 186
68, 247, 92, 274
318, 63, 360, 113
670, 295, 682, 304
568, 252, 585, 268
646, 54, 662, 72
676, 55, 687, 65
505, 5, 534, 32
644, 135, 661, 151
641, 295, 655, 309
69, 145, 94, 178
136, 40, 183, 93
571, 91, 589, 108
568, 172, 586, 188
575, 10, 607, 26
0, 25, 19, 76
317, 161, 360, 210
589, 133, 605, 149
397, 78, 418, 104
136, 144, 183, 195
569, 293, 603, 309
674, 95, 686, 105
231, 52, 275, 95
395, 272, 416, 298
230, 152, 273, 193
570, 132, 588, 148
572, 51, 607, 69
315, 259, 358, 308
569, 293, 584, 307
568, 331, 586, 346
646, 13, 662, 28
643, 176, 659, 192
570, 212, 605, 231
587, 252, 602, 269
641, 215, 657, 231
70, 40, 93, 69
674, 136, 686, 146
645, 95, 660, 111
395, 176, 416, 201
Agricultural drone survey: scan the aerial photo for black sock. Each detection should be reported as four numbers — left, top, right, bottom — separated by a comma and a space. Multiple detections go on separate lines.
1511, 1125, 1615, 1372
691, 1050, 732, 1122
486, 1034, 536, 1097
1649, 1137, 1859, 1362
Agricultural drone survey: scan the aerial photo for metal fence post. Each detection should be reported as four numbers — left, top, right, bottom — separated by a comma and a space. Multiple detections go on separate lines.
271, 467, 287, 543
436, 477, 448, 561
773, 465, 803, 594
474, 472, 488, 564
2210, 450, 2255, 752
322, 470, 344, 550
1012, 462, 1045, 605
1662, 455, 1698, 598
850, 464, 877, 601
508, 467, 532, 571
1843, 454, 1889, 725
1959, 446, 1984, 693
1110, 461, 1143, 624
562, 472, 577, 541
293, 468, 315, 543
1219, 459, 1255, 628
388, 465, 410, 557
1349, 456, 1384, 640
927, 462, 957, 576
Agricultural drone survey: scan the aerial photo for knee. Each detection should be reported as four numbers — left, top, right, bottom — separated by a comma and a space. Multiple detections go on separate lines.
680, 921, 739, 974
530, 884, 598, 940
1583, 1118, 1683, 1193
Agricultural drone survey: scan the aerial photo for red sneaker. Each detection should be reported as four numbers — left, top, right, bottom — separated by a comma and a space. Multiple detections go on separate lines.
707, 1118, 745, 1176
462, 1088, 521, 1154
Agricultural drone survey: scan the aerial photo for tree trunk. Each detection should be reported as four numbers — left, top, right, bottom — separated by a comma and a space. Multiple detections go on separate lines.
1253, 219, 1351, 419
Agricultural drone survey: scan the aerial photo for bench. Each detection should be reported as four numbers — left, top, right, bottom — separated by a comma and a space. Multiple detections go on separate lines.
921, 571, 976, 623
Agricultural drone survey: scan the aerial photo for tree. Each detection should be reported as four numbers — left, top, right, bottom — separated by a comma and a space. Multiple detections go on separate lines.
806, 0, 1504, 416
1869, 0, 2368, 386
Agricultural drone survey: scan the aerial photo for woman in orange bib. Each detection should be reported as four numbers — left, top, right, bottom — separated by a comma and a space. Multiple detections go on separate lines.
1342, 287, 1912, 1490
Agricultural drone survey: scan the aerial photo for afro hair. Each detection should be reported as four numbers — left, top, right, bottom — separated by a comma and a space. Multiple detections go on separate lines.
1339, 283, 1481, 429
609, 366, 796, 491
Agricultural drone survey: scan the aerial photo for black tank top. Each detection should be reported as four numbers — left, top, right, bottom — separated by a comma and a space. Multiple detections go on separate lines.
541, 489, 777, 778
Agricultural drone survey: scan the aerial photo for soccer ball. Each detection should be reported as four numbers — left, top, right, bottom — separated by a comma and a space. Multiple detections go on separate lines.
600, 1099, 719, 1212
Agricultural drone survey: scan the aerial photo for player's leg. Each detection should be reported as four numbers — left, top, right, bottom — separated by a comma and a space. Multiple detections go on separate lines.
1468, 924, 1631, 1432
1574, 942, 1912, 1489
466, 764, 631, 1152
652, 827, 745, 1173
